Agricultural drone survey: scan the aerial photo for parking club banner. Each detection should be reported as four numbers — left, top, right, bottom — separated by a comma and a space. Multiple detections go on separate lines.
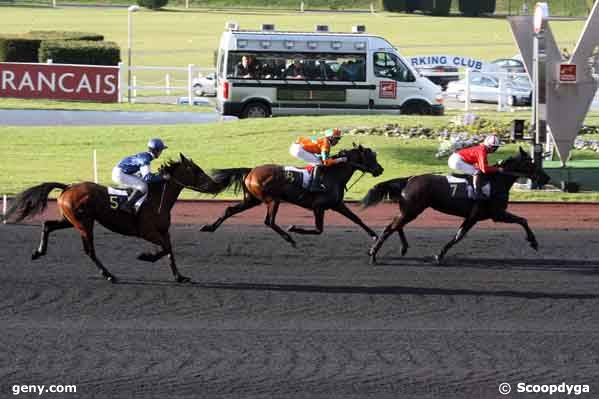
0, 62, 119, 102
409, 55, 489, 71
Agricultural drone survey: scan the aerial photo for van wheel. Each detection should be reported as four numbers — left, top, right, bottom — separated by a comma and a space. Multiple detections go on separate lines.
402, 102, 432, 115
241, 102, 269, 118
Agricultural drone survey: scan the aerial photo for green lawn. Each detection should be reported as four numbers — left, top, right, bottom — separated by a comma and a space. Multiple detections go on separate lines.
2, 113, 599, 201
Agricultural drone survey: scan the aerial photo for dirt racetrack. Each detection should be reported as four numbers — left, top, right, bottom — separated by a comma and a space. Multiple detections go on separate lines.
1, 201, 599, 398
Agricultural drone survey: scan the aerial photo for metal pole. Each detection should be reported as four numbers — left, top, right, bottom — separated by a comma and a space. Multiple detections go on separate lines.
2, 195, 6, 219
93, 149, 98, 183
533, 20, 547, 187
117, 62, 123, 103
127, 9, 132, 103
188, 64, 194, 106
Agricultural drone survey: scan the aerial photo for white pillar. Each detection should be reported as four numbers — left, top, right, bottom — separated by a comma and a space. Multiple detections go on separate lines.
93, 149, 98, 183
185, 0, 189, 8
2, 195, 6, 219
166, 73, 171, 95
46, 59, 53, 64
132, 75, 137, 100
117, 62, 124, 103
497, 74, 506, 112
464, 68, 471, 112
300, 1, 304, 12
370, 2, 375, 13
188, 64, 194, 106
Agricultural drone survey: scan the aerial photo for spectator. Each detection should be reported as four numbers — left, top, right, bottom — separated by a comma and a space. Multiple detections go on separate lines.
286, 59, 305, 79
235, 55, 257, 78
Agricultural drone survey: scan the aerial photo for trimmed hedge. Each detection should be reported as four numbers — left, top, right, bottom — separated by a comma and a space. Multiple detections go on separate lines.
382, 0, 451, 16
381, 0, 408, 11
38, 40, 121, 66
28, 31, 104, 42
0, 37, 42, 62
459, 0, 496, 16
137, 0, 169, 9
0, 31, 106, 63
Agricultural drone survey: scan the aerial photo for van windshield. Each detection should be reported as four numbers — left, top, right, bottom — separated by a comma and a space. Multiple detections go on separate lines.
226, 51, 366, 81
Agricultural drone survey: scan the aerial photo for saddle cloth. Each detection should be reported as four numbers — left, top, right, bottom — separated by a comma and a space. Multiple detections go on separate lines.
446, 175, 491, 200
283, 167, 311, 189
107, 187, 145, 211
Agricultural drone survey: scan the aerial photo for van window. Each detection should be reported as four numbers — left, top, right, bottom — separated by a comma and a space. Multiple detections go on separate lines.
226, 51, 366, 81
217, 50, 226, 78
373, 52, 414, 82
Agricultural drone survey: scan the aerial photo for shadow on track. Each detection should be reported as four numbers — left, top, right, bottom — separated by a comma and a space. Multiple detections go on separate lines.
111, 279, 599, 300
377, 256, 599, 273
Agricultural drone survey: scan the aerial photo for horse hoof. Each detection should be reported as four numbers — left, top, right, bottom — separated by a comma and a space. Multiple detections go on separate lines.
287, 225, 296, 232
105, 273, 117, 283
531, 242, 539, 251
31, 251, 41, 260
434, 255, 444, 265
401, 247, 408, 257
369, 256, 377, 265
176, 275, 192, 283
199, 225, 214, 233
137, 253, 156, 262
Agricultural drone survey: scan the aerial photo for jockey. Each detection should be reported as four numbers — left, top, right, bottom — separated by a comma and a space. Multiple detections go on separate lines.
289, 128, 345, 192
447, 134, 503, 200
111, 138, 169, 213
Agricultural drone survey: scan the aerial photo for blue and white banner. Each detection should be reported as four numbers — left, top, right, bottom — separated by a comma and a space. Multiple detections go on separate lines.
409, 55, 490, 71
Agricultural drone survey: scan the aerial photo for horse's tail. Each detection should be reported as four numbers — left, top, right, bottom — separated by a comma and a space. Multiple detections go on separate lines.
3, 182, 68, 223
361, 177, 410, 209
211, 168, 252, 195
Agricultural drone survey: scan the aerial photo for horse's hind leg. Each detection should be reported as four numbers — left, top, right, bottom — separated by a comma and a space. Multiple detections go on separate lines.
264, 200, 296, 247
288, 208, 324, 235
369, 212, 416, 264
435, 217, 477, 264
200, 195, 261, 232
32, 219, 73, 260
79, 222, 116, 283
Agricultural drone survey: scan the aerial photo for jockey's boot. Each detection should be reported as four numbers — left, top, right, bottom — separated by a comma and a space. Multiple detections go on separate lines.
472, 173, 484, 201
121, 190, 144, 214
309, 166, 326, 192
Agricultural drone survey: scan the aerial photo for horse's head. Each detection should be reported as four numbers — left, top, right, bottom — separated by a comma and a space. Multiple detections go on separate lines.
160, 154, 213, 192
338, 143, 384, 177
500, 147, 551, 187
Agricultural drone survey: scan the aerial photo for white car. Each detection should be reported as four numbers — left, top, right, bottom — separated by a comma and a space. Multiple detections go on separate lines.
192, 72, 216, 97
446, 73, 531, 106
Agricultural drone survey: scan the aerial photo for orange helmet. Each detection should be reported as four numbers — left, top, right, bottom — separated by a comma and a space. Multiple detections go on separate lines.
324, 128, 342, 138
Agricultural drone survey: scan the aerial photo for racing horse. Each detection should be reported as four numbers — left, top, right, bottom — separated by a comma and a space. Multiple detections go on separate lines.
3, 154, 220, 283
200, 144, 384, 246
362, 147, 551, 264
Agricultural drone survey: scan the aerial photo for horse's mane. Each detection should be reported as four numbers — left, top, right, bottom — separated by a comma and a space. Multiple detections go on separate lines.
158, 159, 181, 175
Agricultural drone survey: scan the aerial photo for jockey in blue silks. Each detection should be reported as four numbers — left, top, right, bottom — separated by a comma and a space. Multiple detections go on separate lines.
111, 138, 169, 213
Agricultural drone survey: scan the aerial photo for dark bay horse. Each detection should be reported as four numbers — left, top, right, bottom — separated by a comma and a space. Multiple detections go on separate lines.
3, 154, 220, 283
362, 147, 551, 264
200, 145, 384, 246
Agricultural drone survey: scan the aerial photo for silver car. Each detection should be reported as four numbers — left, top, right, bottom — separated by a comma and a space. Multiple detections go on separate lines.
446, 73, 531, 106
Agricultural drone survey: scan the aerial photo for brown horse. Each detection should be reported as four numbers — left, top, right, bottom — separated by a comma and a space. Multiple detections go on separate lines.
200, 145, 384, 246
3, 154, 220, 283
362, 147, 551, 264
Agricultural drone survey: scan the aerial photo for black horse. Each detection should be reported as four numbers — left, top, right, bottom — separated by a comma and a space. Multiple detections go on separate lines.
200, 144, 384, 246
362, 147, 551, 264
3, 154, 221, 282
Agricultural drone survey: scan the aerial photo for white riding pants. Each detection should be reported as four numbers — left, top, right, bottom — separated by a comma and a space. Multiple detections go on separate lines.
448, 153, 478, 175
289, 143, 323, 166
112, 167, 149, 193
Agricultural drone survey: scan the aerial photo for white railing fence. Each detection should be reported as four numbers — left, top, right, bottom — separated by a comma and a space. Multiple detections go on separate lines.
126, 64, 215, 104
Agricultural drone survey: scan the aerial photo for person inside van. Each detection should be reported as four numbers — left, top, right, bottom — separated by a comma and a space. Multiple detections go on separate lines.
286, 59, 305, 79
235, 55, 257, 78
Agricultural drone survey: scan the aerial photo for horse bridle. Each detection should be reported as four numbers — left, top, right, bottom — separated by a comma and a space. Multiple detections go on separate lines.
158, 174, 206, 214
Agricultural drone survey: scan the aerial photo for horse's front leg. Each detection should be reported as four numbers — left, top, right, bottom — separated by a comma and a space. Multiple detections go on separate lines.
492, 210, 538, 251
332, 202, 378, 240
142, 230, 191, 283
288, 208, 324, 235
436, 217, 477, 264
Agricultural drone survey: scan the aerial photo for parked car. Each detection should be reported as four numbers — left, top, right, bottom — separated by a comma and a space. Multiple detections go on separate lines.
416, 65, 460, 90
192, 72, 216, 96
490, 57, 526, 74
446, 73, 531, 106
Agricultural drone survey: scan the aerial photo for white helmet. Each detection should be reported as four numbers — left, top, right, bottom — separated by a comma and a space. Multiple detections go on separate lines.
483, 135, 501, 149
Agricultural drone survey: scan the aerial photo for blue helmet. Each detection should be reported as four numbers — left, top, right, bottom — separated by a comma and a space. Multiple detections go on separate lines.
148, 138, 168, 152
